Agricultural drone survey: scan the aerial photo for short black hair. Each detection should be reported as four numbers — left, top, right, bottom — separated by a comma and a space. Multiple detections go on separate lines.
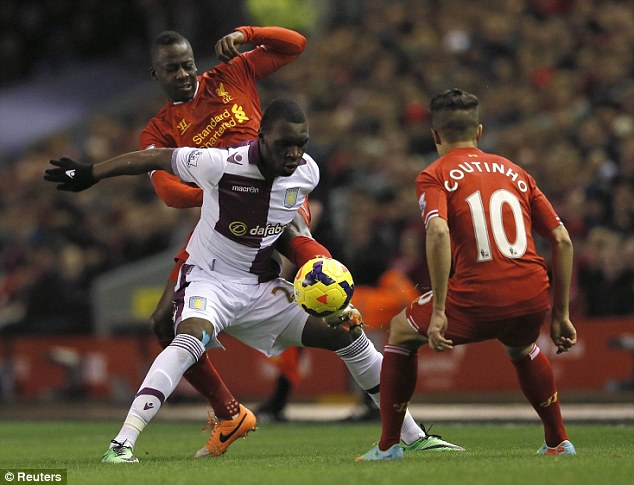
260, 98, 307, 132
430, 89, 479, 143
151, 31, 191, 63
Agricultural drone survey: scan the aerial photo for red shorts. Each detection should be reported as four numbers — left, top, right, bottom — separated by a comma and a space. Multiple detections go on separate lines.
406, 291, 547, 347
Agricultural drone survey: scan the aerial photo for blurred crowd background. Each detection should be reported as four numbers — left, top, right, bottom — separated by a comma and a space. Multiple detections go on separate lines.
1, 0, 633, 337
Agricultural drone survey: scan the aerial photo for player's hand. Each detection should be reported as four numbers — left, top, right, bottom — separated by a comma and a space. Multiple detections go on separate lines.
44, 157, 98, 192
427, 309, 453, 352
215, 31, 246, 64
550, 316, 577, 354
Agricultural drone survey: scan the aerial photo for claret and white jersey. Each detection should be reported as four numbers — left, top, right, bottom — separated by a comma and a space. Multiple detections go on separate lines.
172, 141, 319, 284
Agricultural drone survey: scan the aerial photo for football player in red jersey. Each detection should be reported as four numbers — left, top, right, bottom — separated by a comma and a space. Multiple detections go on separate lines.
142, 26, 307, 457
357, 89, 577, 461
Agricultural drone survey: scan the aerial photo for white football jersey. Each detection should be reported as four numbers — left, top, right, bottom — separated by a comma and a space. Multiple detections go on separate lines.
172, 141, 320, 283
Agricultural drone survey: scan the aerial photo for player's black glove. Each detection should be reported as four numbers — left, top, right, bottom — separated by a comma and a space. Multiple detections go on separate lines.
44, 157, 98, 192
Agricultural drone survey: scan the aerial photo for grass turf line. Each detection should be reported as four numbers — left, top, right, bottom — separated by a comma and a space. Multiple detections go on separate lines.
0, 421, 632, 485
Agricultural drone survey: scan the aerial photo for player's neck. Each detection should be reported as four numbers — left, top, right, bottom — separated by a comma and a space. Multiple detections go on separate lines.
437, 140, 477, 156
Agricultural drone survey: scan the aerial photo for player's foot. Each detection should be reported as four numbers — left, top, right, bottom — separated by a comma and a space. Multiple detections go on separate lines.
195, 404, 257, 457
401, 433, 465, 452
535, 440, 576, 455
101, 440, 139, 463
355, 443, 403, 461
401, 423, 465, 452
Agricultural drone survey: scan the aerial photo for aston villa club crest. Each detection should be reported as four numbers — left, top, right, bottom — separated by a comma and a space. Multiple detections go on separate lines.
284, 188, 299, 208
189, 296, 207, 311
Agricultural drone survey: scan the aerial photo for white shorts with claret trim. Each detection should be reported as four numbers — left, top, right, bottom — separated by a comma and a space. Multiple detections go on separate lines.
173, 264, 308, 357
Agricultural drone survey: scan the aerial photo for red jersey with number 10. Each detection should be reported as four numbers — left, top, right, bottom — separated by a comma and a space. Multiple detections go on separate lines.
416, 147, 562, 319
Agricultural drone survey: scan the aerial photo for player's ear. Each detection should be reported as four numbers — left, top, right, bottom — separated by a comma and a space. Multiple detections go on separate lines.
476, 124, 483, 140
431, 128, 441, 145
150, 67, 157, 79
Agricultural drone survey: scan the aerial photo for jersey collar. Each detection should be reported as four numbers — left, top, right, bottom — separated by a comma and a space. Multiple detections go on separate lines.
172, 77, 201, 105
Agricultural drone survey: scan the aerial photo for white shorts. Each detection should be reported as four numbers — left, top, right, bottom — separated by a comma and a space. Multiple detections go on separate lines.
173, 264, 308, 357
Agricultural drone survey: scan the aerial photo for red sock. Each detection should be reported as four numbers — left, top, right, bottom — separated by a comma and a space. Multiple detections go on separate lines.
378, 345, 418, 450
512, 345, 567, 446
159, 338, 239, 420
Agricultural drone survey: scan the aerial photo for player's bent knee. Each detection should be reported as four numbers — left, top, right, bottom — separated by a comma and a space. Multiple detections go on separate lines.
176, 317, 215, 346
502, 343, 534, 361
388, 310, 425, 347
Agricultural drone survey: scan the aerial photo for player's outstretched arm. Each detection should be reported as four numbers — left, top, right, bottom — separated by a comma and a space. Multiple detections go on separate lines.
44, 149, 176, 192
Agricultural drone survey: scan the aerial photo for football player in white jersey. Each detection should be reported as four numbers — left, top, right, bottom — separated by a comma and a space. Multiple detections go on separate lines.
45, 98, 463, 462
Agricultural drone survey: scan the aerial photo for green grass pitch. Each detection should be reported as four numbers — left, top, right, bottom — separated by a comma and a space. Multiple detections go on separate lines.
0, 421, 632, 485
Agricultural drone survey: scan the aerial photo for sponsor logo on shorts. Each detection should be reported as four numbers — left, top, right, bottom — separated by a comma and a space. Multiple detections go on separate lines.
189, 296, 207, 311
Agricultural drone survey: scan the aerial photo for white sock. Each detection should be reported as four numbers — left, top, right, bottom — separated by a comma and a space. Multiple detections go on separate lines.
335, 331, 382, 390
111, 334, 205, 449
335, 331, 424, 443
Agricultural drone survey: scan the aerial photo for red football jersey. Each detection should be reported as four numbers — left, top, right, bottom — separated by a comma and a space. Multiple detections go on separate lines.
416, 147, 562, 319
140, 26, 306, 207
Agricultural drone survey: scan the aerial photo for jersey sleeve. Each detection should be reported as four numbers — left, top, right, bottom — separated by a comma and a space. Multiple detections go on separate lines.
235, 26, 306, 79
172, 147, 226, 190
298, 198, 311, 227
415, 168, 447, 229
139, 119, 172, 150
149, 170, 203, 208
528, 175, 562, 237
140, 117, 203, 208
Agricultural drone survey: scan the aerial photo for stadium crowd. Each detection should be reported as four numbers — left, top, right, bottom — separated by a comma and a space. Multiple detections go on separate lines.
1, 0, 633, 335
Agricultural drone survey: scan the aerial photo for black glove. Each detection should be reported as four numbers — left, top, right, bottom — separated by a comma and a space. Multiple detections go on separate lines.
44, 157, 98, 192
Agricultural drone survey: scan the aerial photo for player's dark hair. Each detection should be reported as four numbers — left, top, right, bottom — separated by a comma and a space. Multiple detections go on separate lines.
151, 31, 191, 63
430, 89, 479, 143
260, 98, 307, 131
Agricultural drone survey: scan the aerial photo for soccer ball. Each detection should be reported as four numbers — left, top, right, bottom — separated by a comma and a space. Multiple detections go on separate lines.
293, 257, 354, 317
